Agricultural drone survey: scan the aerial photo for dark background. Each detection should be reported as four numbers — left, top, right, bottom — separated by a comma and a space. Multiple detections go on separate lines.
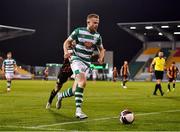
0, 0, 180, 67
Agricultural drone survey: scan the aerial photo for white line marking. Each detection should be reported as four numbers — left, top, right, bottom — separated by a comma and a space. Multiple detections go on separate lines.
34, 109, 180, 128
1, 109, 180, 130
0, 125, 65, 131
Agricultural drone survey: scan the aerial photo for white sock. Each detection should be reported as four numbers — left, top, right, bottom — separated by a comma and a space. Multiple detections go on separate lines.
76, 107, 82, 113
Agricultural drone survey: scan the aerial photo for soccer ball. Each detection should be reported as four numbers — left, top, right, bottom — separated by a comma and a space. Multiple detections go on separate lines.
119, 109, 134, 124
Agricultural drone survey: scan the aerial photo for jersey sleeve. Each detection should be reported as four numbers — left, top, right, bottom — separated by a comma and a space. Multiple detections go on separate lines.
68, 28, 79, 41
152, 57, 157, 65
96, 35, 103, 47
2, 60, 5, 67
13, 60, 16, 65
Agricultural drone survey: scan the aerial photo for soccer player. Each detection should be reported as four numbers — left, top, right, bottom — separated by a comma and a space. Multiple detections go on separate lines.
46, 58, 73, 109
2, 52, 17, 92
167, 61, 179, 92
44, 67, 49, 81
56, 13, 105, 119
120, 61, 130, 88
46, 40, 77, 109
150, 51, 165, 96
112, 67, 118, 82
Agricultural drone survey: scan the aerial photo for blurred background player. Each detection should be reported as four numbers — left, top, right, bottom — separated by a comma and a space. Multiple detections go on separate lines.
44, 67, 49, 81
150, 51, 165, 96
120, 61, 130, 88
112, 66, 118, 82
167, 61, 179, 92
56, 13, 105, 119
2, 52, 17, 92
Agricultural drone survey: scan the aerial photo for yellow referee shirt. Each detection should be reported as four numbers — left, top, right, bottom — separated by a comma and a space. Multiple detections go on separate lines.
153, 57, 165, 71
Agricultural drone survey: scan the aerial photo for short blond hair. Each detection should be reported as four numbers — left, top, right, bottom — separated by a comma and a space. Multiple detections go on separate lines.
87, 14, 99, 20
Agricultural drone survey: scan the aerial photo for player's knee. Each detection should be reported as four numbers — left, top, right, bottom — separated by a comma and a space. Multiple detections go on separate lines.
157, 80, 161, 84
76, 73, 86, 87
55, 83, 62, 91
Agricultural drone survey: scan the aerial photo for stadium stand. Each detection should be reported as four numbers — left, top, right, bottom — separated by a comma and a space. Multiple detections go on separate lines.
129, 61, 145, 79
130, 48, 160, 79
129, 47, 178, 80
15, 67, 33, 79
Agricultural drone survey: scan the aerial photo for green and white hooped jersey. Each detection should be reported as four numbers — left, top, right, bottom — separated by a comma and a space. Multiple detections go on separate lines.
3, 59, 16, 74
68, 27, 103, 66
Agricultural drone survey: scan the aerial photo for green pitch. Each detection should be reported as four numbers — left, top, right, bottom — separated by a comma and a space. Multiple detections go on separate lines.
0, 80, 180, 131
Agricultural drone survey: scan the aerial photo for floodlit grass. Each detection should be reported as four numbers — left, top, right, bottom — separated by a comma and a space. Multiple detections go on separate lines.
0, 80, 179, 131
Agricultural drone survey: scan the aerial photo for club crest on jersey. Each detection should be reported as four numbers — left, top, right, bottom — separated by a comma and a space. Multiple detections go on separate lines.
84, 41, 93, 49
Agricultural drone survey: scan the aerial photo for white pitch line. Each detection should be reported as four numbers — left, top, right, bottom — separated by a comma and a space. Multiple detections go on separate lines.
2, 109, 180, 130
34, 109, 180, 128
0, 125, 65, 131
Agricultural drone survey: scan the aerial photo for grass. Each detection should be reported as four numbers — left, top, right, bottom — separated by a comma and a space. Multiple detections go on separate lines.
0, 80, 180, 131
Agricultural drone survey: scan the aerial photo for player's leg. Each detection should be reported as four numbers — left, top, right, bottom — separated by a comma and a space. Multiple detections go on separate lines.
46, 64, 73, 109
74, 72, 88, 119
154, 71, 164, 96
153, 80, 158, 95
167, 82, 171, 92
7, 78, 11, 92
153, 71, 158, 95
56, 80, 77, 109
158, 79, 164, 96
122, 76, 127, 88
167, 78, 172, 92
172, 79, 176, 91
71, 60, 88, 119
5, 73, 12, 92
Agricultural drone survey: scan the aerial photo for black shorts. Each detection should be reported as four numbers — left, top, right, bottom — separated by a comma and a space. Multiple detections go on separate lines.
155, 70, 164, 80
169, 78, 175, 82
57, 59, 73, 85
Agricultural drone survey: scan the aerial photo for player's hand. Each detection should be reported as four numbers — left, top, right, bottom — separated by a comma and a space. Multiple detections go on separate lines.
64, 53, 71, 59
168, 75, 172, 78
98, 58, 103, 64
1, 72, 5, 79
149, 68, 153, 73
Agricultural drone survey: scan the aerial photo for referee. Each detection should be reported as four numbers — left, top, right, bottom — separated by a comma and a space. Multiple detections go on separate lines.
150, 51, 166, 96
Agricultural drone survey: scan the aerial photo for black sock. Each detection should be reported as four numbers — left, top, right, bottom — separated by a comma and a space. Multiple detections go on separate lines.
123, 81, 125, 86
48, 89, 58, 104
153, 84, 158, 95
173, 83, 175, 88
158, 84, 164, 96
168, 84, 171, 91
7, 80, 11, 88
48, 83, 63, 104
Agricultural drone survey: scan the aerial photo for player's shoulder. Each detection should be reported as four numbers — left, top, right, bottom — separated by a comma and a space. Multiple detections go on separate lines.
3, 59, 8, 62
74, 27, 86, 31
153, 57, 158, 60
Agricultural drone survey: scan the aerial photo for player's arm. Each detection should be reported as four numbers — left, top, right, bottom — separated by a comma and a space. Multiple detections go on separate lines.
177, 67, 179, 75
150, 58, 156, 73
63, 29, 78, 59
14, 60, 18, 73
120, 66, 123, 76
97, 46, 105, 64
164, 60, 167, 71
63, 38, 74, 59
96, 35, 105, 64
167, 68, 172, 78
1, 63, 5, 74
